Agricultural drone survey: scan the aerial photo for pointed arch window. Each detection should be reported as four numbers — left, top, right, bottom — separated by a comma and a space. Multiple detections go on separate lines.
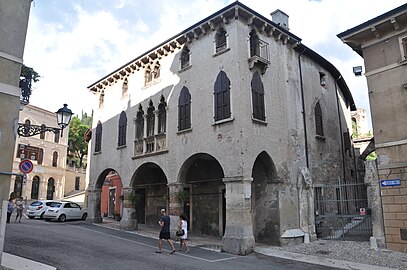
118, 111, 127, 147
52, 151, 58, 167
135, 106, 144, 140
95, 121, 102, 152
178, 86, 191, 131
153, 62, 160, 79
157, 96, 167, 134
315, 101, 324, 137
31, 176, 40, 200
146, 101, 155, 137
40, 124, 46, 140
122, 78, 128, 97
54, 129, 60, 143
145, 67, 153, 85
214, 71, 231, 122
215, 27, 227, 53
99, 90, 104, 108
251, 72, 265, 121
180, 46, 190, 69
249, 29, 260, 57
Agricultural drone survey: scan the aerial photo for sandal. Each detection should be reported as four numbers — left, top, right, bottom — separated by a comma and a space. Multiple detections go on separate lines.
170, 250, 176, 254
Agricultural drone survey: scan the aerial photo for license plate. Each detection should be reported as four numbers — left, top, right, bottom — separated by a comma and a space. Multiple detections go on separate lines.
28, 211, 34, 214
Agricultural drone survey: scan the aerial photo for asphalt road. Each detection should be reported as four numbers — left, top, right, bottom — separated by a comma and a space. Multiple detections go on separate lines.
4, 217, 339, 270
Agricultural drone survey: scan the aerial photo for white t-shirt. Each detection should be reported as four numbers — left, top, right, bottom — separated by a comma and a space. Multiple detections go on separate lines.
181, 220, 188, 239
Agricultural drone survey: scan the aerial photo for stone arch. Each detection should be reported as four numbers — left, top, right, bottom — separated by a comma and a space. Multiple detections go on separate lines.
131, 162, 168, 226
179, 153, 225, 237
251, 151, 280, 245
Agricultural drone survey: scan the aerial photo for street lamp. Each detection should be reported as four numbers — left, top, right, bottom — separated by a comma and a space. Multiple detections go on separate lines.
17, 104, 73, 137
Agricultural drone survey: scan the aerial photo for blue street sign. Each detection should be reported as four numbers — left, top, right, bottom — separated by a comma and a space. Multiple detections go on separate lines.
19, 159, 33, 174
381, 179, 401, 187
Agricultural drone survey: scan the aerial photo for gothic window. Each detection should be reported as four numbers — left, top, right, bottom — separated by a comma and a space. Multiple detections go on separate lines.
401, 36, 407, 60
178, 86, 191, 131
153, 62, 160, 79
249, 29, 260, 57
215, 27, 227, 53
251, 72, 265, 121
95, 121, 102, 152
214, 71, 231, 122
52, 151, 58, 167
319, 72, 326, 87
31, 176, 40, 200
157, 96, 167, 134
145, 67, 153, 85
135, 106, 144, 140
99, 90, 104, 108
118, 111, 127, 147
122, 78, 128, 97
315, 101, 324, 137
180, 46, 190, 69
40, 124, 46, 140
146, 100, 155, 137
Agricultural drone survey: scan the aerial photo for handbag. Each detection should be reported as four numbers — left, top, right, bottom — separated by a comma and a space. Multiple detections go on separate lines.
176, 229, 185, 236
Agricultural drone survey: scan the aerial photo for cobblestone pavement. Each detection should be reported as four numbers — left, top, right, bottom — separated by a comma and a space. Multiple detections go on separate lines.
97, 219, 407, 270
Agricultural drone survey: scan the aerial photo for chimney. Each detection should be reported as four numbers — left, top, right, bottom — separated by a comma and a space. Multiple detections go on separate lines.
271, 9, 289, 31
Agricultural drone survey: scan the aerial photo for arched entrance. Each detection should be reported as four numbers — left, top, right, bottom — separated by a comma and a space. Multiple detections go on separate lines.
31, 176, 40, 199
131, 162, 167, 226
251, 151, 280, 245
47, 178, 55, 200
179, 153, 225, 237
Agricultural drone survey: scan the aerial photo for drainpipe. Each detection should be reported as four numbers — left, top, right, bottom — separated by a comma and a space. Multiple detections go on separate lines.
334, 76, 346, 182
298, 46, 309, 168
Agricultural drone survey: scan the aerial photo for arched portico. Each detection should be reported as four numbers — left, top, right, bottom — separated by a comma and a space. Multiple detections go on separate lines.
179, 153, 225, 237
251, 151, 280, 245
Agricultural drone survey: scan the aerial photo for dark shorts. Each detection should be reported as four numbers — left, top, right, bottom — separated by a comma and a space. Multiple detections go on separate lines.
159, 232, 170, 240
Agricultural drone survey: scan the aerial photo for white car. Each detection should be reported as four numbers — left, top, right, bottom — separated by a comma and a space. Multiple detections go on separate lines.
43, 201, 87, 222
27, 200, 59, 219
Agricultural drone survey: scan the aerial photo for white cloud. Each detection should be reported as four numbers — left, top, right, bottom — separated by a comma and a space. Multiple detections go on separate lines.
24, 0, 406, 128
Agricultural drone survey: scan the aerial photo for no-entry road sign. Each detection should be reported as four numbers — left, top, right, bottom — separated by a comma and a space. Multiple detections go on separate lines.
19, 159, 33, 174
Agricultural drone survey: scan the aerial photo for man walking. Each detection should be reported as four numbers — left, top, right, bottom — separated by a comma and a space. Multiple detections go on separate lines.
156, 208, 175, 254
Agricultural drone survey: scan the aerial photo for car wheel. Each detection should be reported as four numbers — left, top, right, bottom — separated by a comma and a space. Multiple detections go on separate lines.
81, 213, 87, 220
40, 212, 45, 219
58, 214, 66, 222
28, 216, 35, 219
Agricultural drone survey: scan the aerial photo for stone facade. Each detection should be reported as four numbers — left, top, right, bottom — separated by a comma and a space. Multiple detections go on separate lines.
10, 105, 70, 202
338, 3, 407, 253
86, 2, 357, 255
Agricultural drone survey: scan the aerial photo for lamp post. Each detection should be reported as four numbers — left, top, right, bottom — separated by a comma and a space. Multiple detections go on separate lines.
17, 104, 73, 137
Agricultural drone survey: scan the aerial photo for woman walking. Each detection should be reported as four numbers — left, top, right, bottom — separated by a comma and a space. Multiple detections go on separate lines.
178, 213, 189, 252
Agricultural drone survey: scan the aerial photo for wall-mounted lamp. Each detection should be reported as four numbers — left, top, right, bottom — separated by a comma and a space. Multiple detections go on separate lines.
17, 104, 73, 137
353, 66, 363, 76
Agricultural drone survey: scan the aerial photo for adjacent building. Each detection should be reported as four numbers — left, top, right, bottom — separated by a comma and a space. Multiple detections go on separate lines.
0, 0, 32, 262
86, 2, 358, 254
338, 3, 407, 253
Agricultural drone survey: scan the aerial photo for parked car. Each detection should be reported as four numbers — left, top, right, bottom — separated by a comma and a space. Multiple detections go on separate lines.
27, 200, 59, 219
43, 201, 87, 222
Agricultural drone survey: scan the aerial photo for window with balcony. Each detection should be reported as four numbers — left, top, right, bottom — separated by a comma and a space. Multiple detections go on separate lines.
135, 106, 144, 140
178, 86, 191, 131
146, 101, 155, 138
118, 111, 127, 147
180, 46, 190, 69
214, 71, 231, 122
248, 29, 270, 73
95, 121, 102, 152
157, 96, 167, 134
54, 129, 60, 143
251, 71, 265, 121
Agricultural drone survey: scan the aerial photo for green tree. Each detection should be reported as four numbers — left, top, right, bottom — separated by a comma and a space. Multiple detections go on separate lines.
68, 113, 91, 167
19, 65, 40, 103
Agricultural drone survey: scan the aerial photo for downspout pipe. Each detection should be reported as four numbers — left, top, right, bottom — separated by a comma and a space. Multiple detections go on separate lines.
298, 46, 309, 168
334, 76, 346, 182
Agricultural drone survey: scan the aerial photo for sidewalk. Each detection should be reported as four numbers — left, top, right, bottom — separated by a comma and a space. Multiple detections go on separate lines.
2, 218, 406, 270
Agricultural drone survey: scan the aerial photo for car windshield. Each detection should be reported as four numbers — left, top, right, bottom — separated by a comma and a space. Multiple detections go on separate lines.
30, 201, 42, 206
49, 202, 62, 208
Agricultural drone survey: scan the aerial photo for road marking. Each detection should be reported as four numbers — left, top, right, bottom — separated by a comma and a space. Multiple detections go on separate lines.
74, 225, 237, 263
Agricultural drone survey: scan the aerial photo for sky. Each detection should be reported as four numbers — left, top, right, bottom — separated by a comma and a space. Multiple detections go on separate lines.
23, 0, 407, 129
